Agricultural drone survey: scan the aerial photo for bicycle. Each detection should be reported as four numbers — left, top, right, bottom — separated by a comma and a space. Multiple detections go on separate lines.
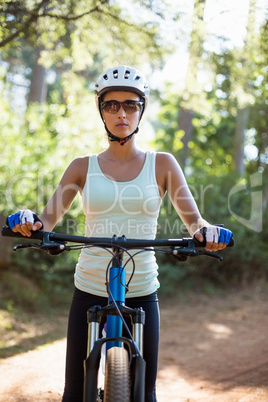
1, 226, 233, 402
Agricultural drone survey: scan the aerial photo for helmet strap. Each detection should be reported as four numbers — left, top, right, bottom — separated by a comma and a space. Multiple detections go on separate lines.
104, 124, 139, 146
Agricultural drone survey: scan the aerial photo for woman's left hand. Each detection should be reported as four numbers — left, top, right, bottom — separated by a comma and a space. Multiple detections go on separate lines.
194, 226, 233, 251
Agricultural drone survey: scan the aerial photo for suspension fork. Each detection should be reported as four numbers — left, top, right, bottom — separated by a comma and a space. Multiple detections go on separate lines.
84, 290, 146, 400
86, 305, 145, 357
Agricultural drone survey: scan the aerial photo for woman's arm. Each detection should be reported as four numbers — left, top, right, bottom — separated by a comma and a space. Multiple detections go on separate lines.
156, 152, 227, 251
156, 152, 207, 234
11, 157, 88, 236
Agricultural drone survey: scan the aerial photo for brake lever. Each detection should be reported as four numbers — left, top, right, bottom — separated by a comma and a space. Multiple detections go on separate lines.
196, 250, 223, 261
14, 243, 41, 251
13, 232, 68, 255
171, 247, 223, 262
172, 238, 223, 262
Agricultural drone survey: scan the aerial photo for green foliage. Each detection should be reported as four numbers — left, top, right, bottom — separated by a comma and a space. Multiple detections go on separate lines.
157, 174, 268, 292
0, 77, 104, 210
153, 19, 268, 289
0, 0, 172, 69
0, 64, 106, 292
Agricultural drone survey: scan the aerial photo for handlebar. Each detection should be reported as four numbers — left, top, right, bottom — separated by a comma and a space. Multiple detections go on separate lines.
2, 226, 45, 240
1, 226, 234, 261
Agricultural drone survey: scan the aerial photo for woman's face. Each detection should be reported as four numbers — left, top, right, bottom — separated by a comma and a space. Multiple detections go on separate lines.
101, 91, 142, 140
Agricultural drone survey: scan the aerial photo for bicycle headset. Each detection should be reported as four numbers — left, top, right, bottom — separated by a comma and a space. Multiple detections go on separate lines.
95, 65, 149, 145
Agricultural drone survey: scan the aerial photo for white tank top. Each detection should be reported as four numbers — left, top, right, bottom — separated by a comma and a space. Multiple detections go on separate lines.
74, 151, 162, 298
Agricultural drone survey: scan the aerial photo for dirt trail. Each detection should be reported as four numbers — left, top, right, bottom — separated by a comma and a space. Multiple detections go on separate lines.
1, 287, 268, 401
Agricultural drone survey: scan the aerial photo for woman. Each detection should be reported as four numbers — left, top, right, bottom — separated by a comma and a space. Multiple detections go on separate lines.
7, 65, 232, 401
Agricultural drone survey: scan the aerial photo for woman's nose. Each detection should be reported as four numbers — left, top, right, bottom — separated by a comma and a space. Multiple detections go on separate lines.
117, 105, 126, 117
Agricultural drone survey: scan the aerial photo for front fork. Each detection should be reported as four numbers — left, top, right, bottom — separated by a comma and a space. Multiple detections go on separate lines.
86, 303, 145, 358
84, 305, 146, 402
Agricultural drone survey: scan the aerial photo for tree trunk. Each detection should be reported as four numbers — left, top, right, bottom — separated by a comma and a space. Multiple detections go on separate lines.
177, 0, 206, 168
234, 0, 256, 175
234, 106, 249, 175
0, 212, 12, 268
177, 109, 194, 167
27, 46, 47, 104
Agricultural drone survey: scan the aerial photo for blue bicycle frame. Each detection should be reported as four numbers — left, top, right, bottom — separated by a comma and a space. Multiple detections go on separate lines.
106, 255, 126, 350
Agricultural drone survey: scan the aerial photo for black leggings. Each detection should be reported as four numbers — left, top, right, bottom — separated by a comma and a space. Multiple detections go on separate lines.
62, 287, 159, 402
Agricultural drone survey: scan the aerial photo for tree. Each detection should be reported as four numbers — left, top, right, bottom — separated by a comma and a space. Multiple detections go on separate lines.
234, 0, 256, 175
0, 0, 168, 55
1, 0, 175, 108
177, 0, 207, 168
27, 46, 47, 103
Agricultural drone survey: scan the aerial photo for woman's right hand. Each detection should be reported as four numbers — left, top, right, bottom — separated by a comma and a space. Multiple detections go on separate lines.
7, 210, 43, 237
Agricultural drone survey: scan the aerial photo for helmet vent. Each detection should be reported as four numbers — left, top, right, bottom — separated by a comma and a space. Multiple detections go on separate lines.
103, 74, 108, 80
124, 70, 130, 79
113, 69, 119, 79
135, 76, 140, 81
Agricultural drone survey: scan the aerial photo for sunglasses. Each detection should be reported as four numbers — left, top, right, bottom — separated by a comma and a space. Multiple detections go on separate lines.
101, 100, 144, 114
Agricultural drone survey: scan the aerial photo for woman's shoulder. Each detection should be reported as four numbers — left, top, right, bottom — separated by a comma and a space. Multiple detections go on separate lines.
64, 156, 90, 190
155, 151, 178, 167
155, 151, 184, 178
70, 155, 90, 165
66, 155, 89, 171
154, 152, 181, 196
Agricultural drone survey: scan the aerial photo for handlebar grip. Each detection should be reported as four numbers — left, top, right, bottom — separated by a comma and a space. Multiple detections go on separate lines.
1, 226, 44, 240
194, 235, 234, 248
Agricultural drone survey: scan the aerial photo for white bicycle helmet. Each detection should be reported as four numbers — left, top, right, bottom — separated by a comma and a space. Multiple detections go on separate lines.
95, 65, 149, 145
95, 65, 149, 111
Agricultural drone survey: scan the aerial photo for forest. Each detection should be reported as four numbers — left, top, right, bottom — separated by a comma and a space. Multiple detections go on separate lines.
0, 0, 267, 310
